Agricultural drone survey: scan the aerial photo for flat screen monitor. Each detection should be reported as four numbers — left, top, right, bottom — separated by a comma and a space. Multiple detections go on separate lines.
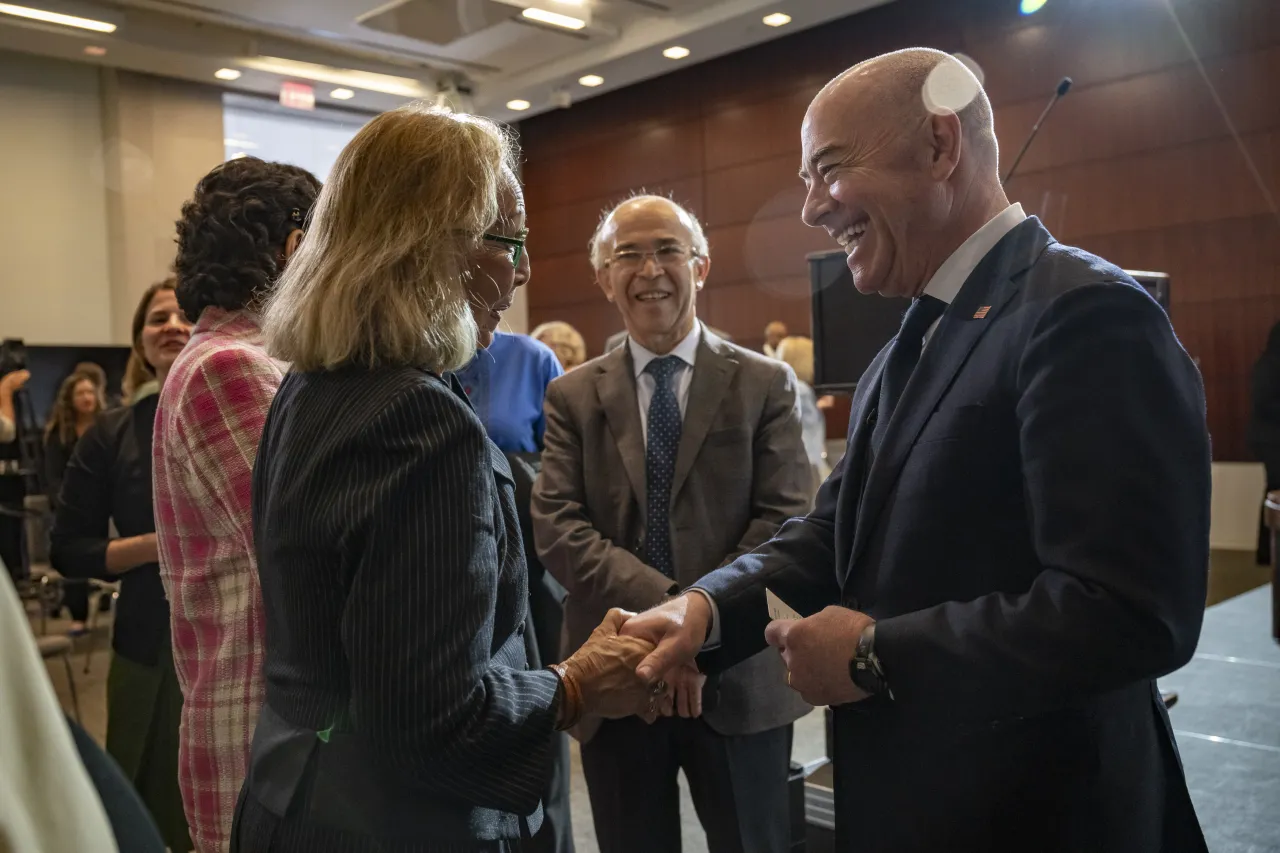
809, 251, 1172, 393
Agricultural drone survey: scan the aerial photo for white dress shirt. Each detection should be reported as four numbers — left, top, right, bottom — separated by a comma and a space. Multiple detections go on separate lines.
694, 203, 1028, 645
629, 322, 702, 447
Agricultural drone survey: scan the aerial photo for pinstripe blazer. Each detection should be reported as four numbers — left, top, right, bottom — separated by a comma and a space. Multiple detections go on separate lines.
235, 366, 560, 852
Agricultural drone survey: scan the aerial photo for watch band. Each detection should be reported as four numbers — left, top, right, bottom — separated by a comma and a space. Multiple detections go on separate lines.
848, 622, 892, 699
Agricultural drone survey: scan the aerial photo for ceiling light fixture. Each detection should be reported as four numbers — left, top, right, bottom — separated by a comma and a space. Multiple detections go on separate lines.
1020, 0, 1047, 13
762, 12, 791, 27
215, 68, 241, 80
578, 74, 603, 87
521, 8, 585, 30
83, 45, 106, 56
223, 138, 259, 149
662, 46, 690, 60
0, 2, 116, 32
330, 88, 354, 100
507, 99, 531, 111
238, 56, 428, 98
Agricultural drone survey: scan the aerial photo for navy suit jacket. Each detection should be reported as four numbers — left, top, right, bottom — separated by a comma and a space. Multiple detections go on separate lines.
698, 218, 1210, 853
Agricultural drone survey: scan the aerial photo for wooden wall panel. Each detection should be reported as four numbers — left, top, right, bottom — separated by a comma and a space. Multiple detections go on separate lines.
519, 0, 1280, 460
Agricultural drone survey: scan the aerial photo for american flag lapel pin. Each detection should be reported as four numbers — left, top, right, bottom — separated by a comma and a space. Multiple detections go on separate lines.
973, 306, 991, 319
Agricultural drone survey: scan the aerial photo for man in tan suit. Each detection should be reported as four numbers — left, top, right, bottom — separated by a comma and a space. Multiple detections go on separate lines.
532, 196, 812, 853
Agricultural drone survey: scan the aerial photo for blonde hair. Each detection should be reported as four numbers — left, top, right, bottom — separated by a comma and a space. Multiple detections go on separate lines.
263, 104, 516, 372
588, 193, 709, 270
531, 321, 587, 370
775, 336, 814, 385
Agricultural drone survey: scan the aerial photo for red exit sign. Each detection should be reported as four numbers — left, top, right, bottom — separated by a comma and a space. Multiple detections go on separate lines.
280, 81, 315, 111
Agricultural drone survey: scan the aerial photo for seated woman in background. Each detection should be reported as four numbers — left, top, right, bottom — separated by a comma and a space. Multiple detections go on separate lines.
237, 103, 657, 853
531, 321, 587, 373
51, 279, 194, 853
44, 369, 106, 632
775, 335, 830, 494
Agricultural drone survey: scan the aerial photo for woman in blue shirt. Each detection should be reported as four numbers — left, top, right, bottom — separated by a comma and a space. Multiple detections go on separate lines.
454, 331, 564, 452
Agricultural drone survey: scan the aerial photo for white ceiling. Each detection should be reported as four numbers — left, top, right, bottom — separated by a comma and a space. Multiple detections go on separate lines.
0, 0, 893, 121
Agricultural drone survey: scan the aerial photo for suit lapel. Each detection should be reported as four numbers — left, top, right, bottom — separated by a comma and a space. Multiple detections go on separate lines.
597, 348, 648, 510
672, 334, 737, 501
834, 345, 891, 573
848, 218, 1055, 570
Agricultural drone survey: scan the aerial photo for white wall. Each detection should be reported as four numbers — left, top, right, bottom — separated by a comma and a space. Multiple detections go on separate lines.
0, 51, 113, 344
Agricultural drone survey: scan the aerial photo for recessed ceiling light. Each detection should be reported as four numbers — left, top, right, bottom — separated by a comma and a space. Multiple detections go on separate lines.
578, 74, 604, 87
215, 68, 242, 81
507, 99, 531, 111
330, 88, 354, 100
223, 138, 259, 149
0, 3, 116, 32
762, 12, 791, 27
1020, 0, 1047, 12
663, 46, 690, 60
238, 56, 427, 98
83, 45, 107, 57
521, 8, 586, 29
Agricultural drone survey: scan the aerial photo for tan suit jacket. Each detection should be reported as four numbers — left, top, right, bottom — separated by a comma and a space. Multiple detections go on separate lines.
532, 329, 812, 741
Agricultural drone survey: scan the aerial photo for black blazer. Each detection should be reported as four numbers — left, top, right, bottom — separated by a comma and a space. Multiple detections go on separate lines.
51, 396, 170, 666
698, 218, 1211, 853
238, 366, 560, 852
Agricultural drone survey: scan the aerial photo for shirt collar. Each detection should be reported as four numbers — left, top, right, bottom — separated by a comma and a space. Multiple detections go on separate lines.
630, 322, 702, 379
923, 203, 1026, 305
193, 307, 265, 345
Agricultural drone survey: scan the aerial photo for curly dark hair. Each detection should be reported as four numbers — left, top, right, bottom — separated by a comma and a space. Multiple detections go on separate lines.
174, 156, 321, 322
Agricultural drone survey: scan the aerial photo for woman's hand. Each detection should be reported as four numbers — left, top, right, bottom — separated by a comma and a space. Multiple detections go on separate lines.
105, 532, 159, 575
562, 608, 661, 722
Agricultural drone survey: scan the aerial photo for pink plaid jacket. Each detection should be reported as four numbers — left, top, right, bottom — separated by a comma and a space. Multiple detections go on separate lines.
153, 309, 282, 853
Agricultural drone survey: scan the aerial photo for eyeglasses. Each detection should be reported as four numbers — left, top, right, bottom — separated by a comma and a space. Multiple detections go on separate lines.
606, 244, 696, 272
483, 230, 528, 268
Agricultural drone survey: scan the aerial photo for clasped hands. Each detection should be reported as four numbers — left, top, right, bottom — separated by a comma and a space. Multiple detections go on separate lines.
558, 608, 707, 727
616, 593, 874, 707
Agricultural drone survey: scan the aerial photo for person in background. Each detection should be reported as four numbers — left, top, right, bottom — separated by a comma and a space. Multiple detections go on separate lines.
774, 336, 830, 495
624, 48, 1209, 853
533, 195, 812, 853
0, 367, 32, 582
454, 331, 563, 453
51, 279, 194, 852
236, 104, 656, 853
532, 321, 587, 372
457, 289, 574, 853
73, 361, 109, 402
1249, 320, 1280, 564
152, 156, 320, 853
762, 321, 788, 358
44, 370, 107, 631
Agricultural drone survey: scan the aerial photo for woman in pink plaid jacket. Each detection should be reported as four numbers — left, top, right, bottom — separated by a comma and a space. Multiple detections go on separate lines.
152, 157, 320, 853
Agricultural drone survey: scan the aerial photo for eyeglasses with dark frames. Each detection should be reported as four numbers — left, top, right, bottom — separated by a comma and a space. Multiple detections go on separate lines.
483, 230, 528, 268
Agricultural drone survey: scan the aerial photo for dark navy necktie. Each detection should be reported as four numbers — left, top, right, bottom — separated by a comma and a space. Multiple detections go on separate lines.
871, 295, 947, 455
644, 355, 683, 578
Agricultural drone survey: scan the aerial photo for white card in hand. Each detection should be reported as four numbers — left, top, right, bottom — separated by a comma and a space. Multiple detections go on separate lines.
766, 588, 801, 621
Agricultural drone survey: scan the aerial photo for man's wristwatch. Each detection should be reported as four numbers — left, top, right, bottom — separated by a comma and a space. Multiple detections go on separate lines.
848, 623, 892, 699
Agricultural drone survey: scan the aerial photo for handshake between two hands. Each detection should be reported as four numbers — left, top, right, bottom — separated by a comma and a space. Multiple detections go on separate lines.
556, 592, 875, 727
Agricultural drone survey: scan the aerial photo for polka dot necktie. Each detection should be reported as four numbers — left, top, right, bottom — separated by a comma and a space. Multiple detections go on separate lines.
644, 355, 684, 578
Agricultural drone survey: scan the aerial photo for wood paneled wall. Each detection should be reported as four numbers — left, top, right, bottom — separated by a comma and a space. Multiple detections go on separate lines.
519, 0, 1280, 460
